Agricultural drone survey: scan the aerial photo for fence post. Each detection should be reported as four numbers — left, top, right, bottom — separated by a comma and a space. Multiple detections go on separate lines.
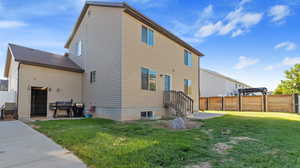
206, 97, 209, 111
264, 95, 268, 112
221, 97, 224, 111
239, 95, 242, 112
295, 94, 299, 113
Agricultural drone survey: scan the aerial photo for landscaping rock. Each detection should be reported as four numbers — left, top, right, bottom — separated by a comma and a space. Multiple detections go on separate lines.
170, 117, 186, 129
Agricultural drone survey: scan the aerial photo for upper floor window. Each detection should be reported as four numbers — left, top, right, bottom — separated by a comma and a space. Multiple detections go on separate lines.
141, 67, 157, 91
90, 71, 96, 84
184, 50, 192, 67
76, 40, 82, 56
184, 79, 192, 96
141, 26, 154, 46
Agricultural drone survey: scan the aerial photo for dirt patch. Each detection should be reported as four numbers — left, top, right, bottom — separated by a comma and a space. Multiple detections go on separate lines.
221, 128, 232, 135
214, 136, 258, 155
185, 162, 212, 168
264, 149, 280, 155
229, 136, 258, 144
149, 120, 203, 130
220, 157, 235, 163
213, 143, 233, 154
29, 124, 41, 129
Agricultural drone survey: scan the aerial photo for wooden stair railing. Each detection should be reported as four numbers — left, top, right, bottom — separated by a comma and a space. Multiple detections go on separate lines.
163, 90, 194, 117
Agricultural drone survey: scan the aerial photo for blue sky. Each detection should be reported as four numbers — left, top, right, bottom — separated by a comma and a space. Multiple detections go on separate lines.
0, 0, 299, 91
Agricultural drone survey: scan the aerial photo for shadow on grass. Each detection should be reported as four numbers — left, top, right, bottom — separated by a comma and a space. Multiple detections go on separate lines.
34, 119, 214, 168
34, 113, 300, 168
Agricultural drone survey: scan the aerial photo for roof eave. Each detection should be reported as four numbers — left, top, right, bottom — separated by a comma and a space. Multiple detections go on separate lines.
4, 45, 14, 78
16, 59, 85, 73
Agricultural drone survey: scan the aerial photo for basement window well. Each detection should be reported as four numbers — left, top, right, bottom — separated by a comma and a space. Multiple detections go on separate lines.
141, 111, 153, 119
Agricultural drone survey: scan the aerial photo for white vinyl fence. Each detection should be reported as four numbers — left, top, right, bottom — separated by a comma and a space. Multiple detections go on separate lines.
0, 91, 16, 107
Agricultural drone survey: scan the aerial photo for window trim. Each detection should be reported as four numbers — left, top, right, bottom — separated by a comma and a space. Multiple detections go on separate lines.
141, 67, 157, 91
90, 71, 96, 84
141, 111, 153, 119
141, 26, 148, 44
141, 67, 149, 90
141, 25, 154, 46
184, 79, 192, 96
148, 29, 154, 46
164, 74, 172, 91
184, 50, 192, 67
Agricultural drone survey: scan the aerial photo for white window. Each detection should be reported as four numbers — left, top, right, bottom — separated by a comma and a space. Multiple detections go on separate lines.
76, 40, 82, 56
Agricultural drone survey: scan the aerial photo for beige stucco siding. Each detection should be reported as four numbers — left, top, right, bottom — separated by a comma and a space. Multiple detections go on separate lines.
121, 13, 199, 120
18, 64, 82, 120
7, 54, 19, 93
68, 6, 123, 116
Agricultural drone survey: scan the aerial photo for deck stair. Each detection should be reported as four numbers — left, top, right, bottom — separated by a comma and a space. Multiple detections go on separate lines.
163, 90, 194, 117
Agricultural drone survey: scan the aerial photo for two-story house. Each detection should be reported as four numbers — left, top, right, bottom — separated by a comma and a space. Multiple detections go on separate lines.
200, 68, 251, 97
3, 1, 204, 121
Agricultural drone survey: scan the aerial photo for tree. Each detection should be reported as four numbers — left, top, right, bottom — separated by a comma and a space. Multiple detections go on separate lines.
274, 64, 300, 95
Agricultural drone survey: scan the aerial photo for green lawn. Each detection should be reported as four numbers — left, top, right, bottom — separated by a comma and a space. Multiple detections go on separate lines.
33, 112, 300, 168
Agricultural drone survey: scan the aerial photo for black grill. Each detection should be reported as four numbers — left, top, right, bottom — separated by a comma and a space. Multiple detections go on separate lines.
49, 100, 84, 118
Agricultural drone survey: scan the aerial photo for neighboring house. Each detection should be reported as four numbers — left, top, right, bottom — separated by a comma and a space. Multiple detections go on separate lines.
3, 1, 204, 121
200, 68, 251, 97
0, 80, 8, 91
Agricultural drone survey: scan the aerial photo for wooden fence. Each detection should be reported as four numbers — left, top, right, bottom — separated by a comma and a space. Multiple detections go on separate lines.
200, 94, 299, 113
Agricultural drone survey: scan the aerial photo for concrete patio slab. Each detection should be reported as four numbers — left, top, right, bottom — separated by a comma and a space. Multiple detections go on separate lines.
0, 121, 86, 168
189, 112, 224, 120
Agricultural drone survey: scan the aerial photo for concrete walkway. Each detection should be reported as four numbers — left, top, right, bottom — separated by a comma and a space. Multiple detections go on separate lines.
189, 112, 224, 120
0, 121, 86, 168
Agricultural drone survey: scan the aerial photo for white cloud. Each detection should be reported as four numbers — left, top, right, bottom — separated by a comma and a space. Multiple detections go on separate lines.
240, 0, 252, 6
182, 37, 203, 44
274, 41, 297, 51
282, 57, 300, 66
196, 21, 223, 38
202, 5, 214, 18
268, 5, 290, 23
264, 57, 300, 71
234, 56, 259, 69
172, 2, 262, 42
195, 2, 263, 39
232, 29, 245, 37
171, 4, 215, 42
0, 21, 27, 29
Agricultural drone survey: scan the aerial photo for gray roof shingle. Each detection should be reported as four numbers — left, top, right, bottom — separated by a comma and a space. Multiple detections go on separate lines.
9, 44, 84, 73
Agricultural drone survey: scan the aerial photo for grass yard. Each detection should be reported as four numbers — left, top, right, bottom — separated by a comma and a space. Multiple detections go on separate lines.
33, 112, 300, 168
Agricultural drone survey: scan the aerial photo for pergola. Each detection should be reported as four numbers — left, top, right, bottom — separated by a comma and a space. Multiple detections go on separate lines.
238, 87, 268, 96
